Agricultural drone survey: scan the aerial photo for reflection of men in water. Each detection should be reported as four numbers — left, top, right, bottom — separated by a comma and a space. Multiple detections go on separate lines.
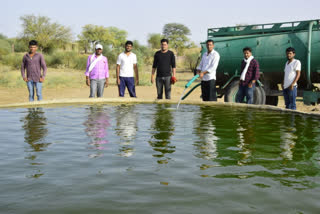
236, 112, 256, 165
115, 105, 138, 157
21, 108, 49, 178
83, 106, 110, 158
21, 108, 49, 152
195, 106, 218, 160
149, 104, 175, 164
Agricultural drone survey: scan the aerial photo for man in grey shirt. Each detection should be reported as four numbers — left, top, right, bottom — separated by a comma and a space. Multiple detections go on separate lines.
21, 40, 47, 101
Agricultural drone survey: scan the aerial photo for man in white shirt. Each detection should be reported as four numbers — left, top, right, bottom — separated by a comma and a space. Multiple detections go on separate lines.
283, 47, 301, 110
196, 39, 220, 101
116, 41, 139, 97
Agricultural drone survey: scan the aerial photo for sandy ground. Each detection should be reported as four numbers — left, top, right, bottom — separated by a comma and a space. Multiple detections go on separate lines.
0, 85, 320, 114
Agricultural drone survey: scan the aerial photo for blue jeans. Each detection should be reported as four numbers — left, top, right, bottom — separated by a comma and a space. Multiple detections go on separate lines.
236, 84, 254, 104
27, 81, 42, 101
283, 86, 297, 110
118, 77, 136, 97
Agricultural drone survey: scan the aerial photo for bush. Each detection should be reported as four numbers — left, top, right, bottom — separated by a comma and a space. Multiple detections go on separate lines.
1, 53, 24, 69
73, 54, 88, 70
0, 39, 12, 57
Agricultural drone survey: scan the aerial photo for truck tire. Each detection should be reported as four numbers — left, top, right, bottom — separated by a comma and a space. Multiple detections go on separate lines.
224, 80, 240, 103
266, 96, 279, 106
265, 84, 279, 106
256, 87, 266, 105
224, 80, 266, 105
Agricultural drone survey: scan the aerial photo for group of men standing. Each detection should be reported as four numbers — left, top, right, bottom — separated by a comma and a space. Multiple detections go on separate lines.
21, 39, 301, 110
196, 39, 300, 109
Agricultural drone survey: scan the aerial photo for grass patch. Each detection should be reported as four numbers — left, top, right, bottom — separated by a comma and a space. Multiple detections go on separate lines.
0, 63, 195, 88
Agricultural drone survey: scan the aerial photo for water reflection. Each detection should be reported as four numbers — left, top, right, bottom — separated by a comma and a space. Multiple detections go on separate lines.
149, 104, 175, 164
115, 105, 138, 157
84, 106, 110, 158
193, 106, 320, 189
194, 106, 219, 160
21, 108, 49, 178
236, 111, 256, 165
280, 115, 297, 161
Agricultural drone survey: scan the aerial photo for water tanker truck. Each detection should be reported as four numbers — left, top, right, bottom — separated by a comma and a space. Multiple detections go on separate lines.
197, 20, 320, 105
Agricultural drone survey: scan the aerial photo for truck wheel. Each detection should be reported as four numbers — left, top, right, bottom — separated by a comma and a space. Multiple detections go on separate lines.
224, 80, 240, 103
224, 80, 266, 105
265, 84, 279, 106
266, 96, 279, 106
255, 87, 266, 105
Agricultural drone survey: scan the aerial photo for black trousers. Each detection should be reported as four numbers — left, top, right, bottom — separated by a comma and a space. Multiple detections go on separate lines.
201, 79, 217, 101
156, 76, 171, 99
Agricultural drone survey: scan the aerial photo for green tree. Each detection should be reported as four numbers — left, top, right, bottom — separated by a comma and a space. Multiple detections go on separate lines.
0, 33, 7, 40
162, 23, 191, 55
78, 25, 127, 53
0, 39, 11, 57
20, 15, 73, 53
147, 33, 163, 49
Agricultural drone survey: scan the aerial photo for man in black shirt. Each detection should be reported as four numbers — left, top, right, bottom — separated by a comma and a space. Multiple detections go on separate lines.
151, 39, 176, 99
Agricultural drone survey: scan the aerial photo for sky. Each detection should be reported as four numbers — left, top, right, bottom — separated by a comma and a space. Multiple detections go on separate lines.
1, 0, 319, 45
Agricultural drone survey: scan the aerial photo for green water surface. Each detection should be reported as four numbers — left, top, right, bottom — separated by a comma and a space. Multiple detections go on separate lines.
0, 104, 319, 214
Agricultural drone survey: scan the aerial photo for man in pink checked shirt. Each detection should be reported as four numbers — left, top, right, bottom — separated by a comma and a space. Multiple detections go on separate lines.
85, 44, 109, 98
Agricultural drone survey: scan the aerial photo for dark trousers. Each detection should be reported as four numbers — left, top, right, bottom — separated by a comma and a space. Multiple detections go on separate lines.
156, 76, 171, 99
236, 84, 255, 104
283, 86, 297, 110
118, 77, 136, 97
201, 79, 217, 101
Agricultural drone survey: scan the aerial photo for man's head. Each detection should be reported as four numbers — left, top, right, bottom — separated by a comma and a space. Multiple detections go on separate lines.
206, 40, 214, 52
243, 47, 252, 59
160, 39, 169, 51
28, 40, 38, 54
95, 44, 103, 55
286, 47, 296, 60
125, 41, 133, 52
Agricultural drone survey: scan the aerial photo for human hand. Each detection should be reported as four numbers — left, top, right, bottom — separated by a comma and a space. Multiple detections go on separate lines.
289, 84, 294, 91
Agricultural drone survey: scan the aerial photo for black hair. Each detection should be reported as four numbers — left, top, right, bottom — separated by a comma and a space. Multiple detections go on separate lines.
161, 39, 169, 44
125, 41, 133, 46
206, 39, 214, 44
286, 47, 296, 54
29, 40, 38, 46
243, 47, 252, 52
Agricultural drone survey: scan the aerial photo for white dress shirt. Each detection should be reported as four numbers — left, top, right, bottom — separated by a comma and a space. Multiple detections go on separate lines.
197, 49, 220, 81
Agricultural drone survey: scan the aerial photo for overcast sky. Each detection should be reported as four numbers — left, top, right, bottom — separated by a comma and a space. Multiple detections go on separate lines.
1, 0, 319, 45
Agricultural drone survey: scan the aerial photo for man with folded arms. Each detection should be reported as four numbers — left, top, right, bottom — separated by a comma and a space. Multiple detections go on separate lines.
85, 44, 109, 98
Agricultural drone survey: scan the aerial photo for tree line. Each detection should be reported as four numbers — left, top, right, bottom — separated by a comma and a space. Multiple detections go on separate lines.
0, 14, 200, 71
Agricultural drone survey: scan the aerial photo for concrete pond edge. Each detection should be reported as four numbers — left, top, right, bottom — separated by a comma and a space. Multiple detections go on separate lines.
0, 98, 319, 118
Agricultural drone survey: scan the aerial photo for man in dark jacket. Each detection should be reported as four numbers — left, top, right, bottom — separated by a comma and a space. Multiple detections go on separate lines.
236, 47, 260, 104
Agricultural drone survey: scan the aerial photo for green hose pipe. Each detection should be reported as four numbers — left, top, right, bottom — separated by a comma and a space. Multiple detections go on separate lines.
185, 74, 199, 88
182, 83, 201, 100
